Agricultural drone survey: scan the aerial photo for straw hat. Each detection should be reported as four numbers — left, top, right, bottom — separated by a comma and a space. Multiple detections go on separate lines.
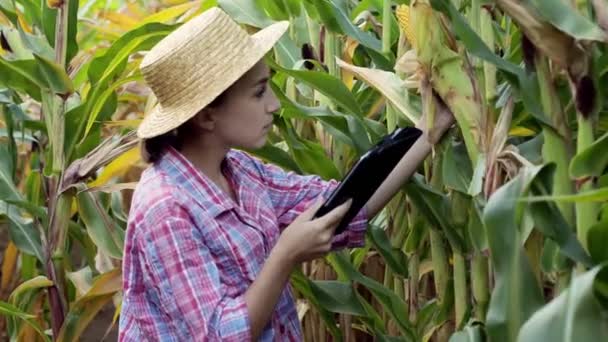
137, 7, 289, 139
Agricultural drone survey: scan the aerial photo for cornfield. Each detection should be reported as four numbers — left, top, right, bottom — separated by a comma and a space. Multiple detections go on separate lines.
1, 0, 607, 341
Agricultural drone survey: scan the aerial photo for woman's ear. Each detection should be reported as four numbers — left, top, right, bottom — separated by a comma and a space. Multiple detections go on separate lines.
193, 108, 216, 131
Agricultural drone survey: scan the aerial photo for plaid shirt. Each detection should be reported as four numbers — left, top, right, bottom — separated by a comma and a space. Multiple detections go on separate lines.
119, 147, 368, 341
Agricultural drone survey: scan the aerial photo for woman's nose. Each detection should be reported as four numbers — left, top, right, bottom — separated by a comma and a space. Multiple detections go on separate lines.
267, 90, 280, 113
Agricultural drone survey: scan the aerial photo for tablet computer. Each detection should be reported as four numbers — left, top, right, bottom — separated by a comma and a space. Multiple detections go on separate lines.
313, 126, 423, 235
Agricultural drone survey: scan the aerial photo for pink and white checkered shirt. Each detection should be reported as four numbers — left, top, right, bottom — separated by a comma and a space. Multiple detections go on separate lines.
119, 147, 367, 341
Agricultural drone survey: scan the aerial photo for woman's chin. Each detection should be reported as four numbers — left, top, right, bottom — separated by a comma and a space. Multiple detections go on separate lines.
237, 136, 267, 151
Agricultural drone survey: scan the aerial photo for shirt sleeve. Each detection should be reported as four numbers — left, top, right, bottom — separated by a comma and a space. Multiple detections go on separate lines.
244, 152, 368, 249
137, 201, 251, 341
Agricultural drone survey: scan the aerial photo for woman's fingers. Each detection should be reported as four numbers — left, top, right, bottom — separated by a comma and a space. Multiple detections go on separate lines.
316, 199, 352, 230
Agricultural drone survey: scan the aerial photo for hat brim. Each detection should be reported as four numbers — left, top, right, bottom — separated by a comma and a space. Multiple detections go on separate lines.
137, 20, 289, 139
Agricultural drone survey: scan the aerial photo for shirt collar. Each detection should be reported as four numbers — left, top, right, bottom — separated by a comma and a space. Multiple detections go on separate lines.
156, 146, 236, 217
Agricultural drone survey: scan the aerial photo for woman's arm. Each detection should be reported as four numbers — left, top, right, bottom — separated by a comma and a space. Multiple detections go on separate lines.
364, 99, 455, 219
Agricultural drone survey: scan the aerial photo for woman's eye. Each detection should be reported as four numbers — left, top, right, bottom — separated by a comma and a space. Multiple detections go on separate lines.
255, 85, 267, 98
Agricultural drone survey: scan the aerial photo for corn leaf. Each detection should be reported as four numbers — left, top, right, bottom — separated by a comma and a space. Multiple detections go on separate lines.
290, 269, 343, 340
405, 175, 465, 252
442, 142, 473, 194
328, 251, 417, 340
312, 0, 382, 51
449, 324, 485, 342
525, 165, 593, 267
218, 0, 274, 27
247, 143, 302, 173
57, 268, 122, 342
483, 166, 545, 342
139, 1, 199, 25
518, 265, 608, 341
9, 276, 53, 304
336, 59, 421, 123
528, 0, 608, 42
272, 81, 371, 154
308, 280, 367, 316
0, 58, 43, 100
83, 74, 142, 138
268, 58, 363, 116
0, 301, 50, 342
588, 222, 608, 265
367, 224, 408, 278
0, 204, 43, 262
33, 54, 74, 95
76, 190, 124, 259
570, 131, 608, 179
522, 187, 608, 203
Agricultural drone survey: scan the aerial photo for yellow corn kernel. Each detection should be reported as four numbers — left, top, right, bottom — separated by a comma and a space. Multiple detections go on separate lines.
396, 4, 416, 49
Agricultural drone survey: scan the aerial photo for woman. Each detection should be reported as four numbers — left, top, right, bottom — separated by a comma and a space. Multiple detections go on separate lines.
119, 7, 454, 341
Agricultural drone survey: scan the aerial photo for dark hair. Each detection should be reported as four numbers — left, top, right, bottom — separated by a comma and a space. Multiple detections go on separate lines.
140, 93, 225, 163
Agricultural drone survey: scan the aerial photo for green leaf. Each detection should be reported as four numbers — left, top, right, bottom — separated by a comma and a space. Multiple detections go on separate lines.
220, 1, 299, 68
66, 0, 79, 65
588, 222, 608, 264
309, 280, 367, 315
525, 165, 593, 266
218, 0, 275, 27
430, 0, 553, 129
87, 23, 174, 85
83, 74, 142, 138
314, 0, 382, 51
256, 0, 289, 20
76, 190, 124, 259
290, 269, 343, 340
0, 301, 50, 342
33, 54, 74, 95
328, 251, 416, 340
68, 23, 172, 158
442, 142, 473, 194
430, 0, 522, 77
449, 323, 485, 342
529, 164, 592, 266
368, 224, 408, 278
467, 154, 485, 196
57, 269, 122, 342
0, 202, 44, 262
275, 118, 342, 180
246, 143, 302, 173
483, 166, 545, 342
529, 0, 608, 42
570, 131, 608, 179
307, 0, 341, 32
405, 175, 465, 252
518, 265, 608, 341
0, 58, 43, 100
267, 58, 363, 116
522, 187, 608, 203
9, 276, 53, 304
336, 59, 420, 123
272, 82, 371, 154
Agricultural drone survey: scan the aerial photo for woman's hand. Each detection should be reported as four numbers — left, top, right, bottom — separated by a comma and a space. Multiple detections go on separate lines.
246, 198, 349, 340
275, 198, 352, 267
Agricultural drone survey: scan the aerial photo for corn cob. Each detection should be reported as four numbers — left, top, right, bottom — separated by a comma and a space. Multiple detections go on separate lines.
396, 1, 484, 164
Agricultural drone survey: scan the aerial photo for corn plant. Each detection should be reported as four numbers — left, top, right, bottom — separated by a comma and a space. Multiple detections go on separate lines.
222, 0, 608, 341
0, 0, 211, 340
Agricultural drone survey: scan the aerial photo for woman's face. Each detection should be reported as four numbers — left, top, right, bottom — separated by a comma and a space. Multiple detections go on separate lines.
208, 61, 279, 150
